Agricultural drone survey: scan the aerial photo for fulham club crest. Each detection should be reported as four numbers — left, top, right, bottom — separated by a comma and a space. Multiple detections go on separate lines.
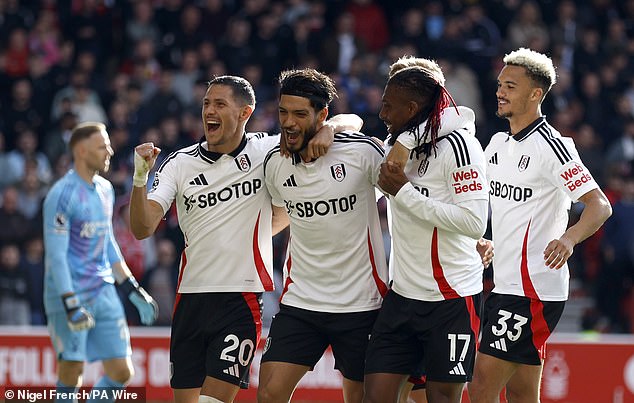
235, 154, 251, 172
330, 163, 346, 182
518, 155, 530, 172
418, 160, 429, 176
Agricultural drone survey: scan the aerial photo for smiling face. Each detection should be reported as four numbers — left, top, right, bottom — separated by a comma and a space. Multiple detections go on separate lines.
379, 83, 419, 135
201, 84, 252, 153
278, 94, 327, 154
496, 65, 541, 121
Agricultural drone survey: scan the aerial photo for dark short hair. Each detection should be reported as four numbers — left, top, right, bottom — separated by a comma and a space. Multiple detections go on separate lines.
208, 75, 256, 107
69, 122, 106, 151
279, 68, 337, 111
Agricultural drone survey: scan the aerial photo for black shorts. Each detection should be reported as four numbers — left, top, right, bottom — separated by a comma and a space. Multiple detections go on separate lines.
365, 290, 482, 383
169, 292, 263, 389
261, 304, 379, 382
479, 293, 565, 365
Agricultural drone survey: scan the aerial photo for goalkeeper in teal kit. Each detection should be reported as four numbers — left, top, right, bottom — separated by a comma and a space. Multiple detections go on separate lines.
43, 122, 158, 403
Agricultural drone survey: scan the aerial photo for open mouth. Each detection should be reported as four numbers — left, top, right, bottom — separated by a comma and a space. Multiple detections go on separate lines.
206, 120, 221, 132
285, 129, 300, 145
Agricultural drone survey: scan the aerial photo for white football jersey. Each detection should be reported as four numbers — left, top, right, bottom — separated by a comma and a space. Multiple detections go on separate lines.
485, 117, 598, 301
390, 107, 488, 301
148, 134, 278, 293
264, 132, 388, 313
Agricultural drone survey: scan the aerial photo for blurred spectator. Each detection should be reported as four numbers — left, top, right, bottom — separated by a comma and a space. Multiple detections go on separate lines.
140, 70, 182, 128
125, 0, 161, 55
506, 0, 550, 51
251, 12, 284, 85
6, 129, 53, 186
142, 238, 178, 326
28, 8, 61, 69
171, 48, 201, 105
217, 17, 254, 75
22, 236, 45, 325
346, 0, 389, 52
4, 78, 45, 146
0, 186, 32, 247
50, 69, 100, 121
3, 27, 30, 78
16, 169, 47, 220
0, 243, 30, 325
319, 12, 365, 75
598, 172, 634, 332
0, 132, 13, 191
606, 118, 634, 172
200, 0, 231, 42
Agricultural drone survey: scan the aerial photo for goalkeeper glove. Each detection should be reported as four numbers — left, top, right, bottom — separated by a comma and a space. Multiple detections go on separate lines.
120, 277, 158, 325
62, 293, 95, 331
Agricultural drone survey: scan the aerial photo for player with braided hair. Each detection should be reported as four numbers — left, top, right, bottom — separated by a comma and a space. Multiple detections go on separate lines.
363, 59, 488, 403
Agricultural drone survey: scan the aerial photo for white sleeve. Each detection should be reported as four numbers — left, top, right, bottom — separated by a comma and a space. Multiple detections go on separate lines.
264, 157, 284, 207
147, 159, 178, 214
392, 184, 488, 239
542, 137, 599, 203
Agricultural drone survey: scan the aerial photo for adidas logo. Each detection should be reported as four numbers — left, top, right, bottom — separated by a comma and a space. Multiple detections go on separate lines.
489, 152, 498, 165
490, 338, 508, 352
283, 174, 298, 187
189, 173, 208, 186
449, 362, 466, 376
223, 363, 240, 378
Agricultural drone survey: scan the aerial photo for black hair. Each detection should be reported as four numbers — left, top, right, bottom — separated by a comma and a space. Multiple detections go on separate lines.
208, 75, 256, 106
278, 69, 337, 111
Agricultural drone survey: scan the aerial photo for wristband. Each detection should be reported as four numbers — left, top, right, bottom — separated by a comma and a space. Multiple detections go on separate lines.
62, 294, 81, 313
119, 277, 140, 296
133, 151, 150, 187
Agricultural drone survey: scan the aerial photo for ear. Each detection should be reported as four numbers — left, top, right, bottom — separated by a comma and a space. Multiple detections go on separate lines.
407, 100, 420, 120
317, 106, 328, 124
531, 87, 544, 102
239, 104, 254, 122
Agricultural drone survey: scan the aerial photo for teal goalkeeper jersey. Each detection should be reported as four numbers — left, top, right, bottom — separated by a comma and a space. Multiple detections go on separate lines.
43, 170, 122, 313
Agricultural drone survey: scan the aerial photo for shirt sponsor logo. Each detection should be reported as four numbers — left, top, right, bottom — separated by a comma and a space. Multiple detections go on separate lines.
183, 179, 262, 213
560, 164, 593, 192
330, 164, 346, 182
451, 168, 483, 194
285, 194, 357, 218
235, 154, 252, 172
489, 180, 533, 202
79, 220, 109, 238
518, 155, 530, 171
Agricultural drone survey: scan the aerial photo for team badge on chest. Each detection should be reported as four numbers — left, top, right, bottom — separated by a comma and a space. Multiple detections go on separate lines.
235, 154, 252, 172
330, 163, 346, 182
418, 160, 429, 176
518, 155, 530, 172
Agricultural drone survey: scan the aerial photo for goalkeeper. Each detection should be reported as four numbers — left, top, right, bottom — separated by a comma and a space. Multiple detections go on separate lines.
43, 122, 158, 403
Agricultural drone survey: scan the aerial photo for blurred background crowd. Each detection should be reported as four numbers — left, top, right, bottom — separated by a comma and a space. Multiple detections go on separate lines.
0, 0, 633, 333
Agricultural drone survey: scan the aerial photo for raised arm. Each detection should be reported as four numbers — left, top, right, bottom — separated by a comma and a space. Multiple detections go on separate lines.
130, 143, 165, 239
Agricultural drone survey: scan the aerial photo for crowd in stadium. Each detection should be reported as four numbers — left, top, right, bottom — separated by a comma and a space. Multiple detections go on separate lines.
0, 0, 633, 333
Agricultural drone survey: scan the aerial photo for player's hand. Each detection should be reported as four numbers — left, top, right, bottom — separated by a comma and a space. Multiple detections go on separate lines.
378, 161, 409, 196
306, 123, 335, 160
385, 141, 408, 169
133, 142, 161, 187
62, 293, 95, 332
120, 277, 158, 325
543, 235, 575, 269
476, 238, 494, 269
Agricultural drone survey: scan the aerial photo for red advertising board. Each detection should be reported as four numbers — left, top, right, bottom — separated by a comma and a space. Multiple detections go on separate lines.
0, 327, 633, 402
